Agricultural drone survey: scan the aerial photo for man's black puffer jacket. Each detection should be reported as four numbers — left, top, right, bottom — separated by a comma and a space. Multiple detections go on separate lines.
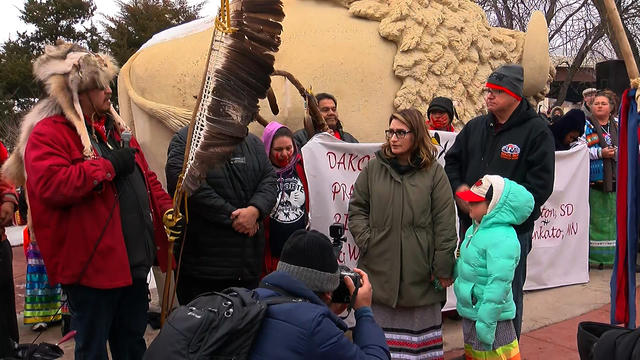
165, 126, 277, 282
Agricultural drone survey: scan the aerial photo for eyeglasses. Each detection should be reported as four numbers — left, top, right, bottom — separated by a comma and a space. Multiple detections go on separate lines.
385, 129, 412, 139
482, 88, 504, 97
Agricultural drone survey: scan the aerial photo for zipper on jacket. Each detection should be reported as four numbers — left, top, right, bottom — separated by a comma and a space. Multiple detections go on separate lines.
465, 224, 480, 248
482, 122, 499, 171
398, 175, 404, 306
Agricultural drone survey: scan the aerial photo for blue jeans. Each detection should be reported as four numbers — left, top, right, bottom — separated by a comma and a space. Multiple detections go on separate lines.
512, 230, 532, 339
64, 278, 149, 360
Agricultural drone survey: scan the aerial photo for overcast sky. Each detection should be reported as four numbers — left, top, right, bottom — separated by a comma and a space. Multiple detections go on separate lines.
0, 0, 217, 43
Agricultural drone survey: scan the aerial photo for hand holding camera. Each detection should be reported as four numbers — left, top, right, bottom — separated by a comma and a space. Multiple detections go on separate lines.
344, 268, 372, 310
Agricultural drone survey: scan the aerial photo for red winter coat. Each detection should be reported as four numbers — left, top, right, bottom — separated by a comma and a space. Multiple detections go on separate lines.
24, 115, 173, 289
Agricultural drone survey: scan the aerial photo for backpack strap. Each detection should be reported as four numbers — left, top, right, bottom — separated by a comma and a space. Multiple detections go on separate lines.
259, 282, 309, 306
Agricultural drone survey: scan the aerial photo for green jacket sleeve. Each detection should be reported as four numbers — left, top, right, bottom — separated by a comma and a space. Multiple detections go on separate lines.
348, 163, 372, 253
430, 163, 458, 278
475, 232, 520, 347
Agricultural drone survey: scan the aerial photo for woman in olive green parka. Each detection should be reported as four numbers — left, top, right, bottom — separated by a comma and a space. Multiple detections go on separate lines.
349, 108, 458, 358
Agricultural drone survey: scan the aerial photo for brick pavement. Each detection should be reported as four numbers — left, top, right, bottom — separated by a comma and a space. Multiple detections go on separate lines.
11, 245, 640, 359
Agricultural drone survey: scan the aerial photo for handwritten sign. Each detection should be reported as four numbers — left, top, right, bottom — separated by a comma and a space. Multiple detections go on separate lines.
301, 133, 381, 268
524, 144, 590, 290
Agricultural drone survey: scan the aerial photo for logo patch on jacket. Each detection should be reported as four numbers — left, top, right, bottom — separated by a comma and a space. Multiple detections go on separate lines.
585, 133, 599, 147
230, 156, 246, 164
500, 144, 520, 160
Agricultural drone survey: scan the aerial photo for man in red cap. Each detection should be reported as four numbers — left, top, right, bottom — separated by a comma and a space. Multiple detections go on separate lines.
444, 64, 555, 339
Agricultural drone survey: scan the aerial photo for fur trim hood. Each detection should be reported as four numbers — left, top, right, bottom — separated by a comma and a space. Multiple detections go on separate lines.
2, 40, 127, 186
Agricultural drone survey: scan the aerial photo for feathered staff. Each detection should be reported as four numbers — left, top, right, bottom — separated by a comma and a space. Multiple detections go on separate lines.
599, 0, 640, 329
161, 0, 285, 324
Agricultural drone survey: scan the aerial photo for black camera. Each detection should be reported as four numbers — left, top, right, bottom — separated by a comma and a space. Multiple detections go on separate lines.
329, 222, 345, 258
331, 266, 362, 303
328, 223, 361, 303
329, 222, 344, 238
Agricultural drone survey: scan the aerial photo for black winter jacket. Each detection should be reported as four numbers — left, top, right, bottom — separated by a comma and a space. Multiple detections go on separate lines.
165, 127, 277, 282
444, 100, 555, 234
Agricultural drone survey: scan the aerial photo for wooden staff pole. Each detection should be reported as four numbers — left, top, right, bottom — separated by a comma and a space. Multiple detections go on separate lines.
601, 0, 639, 81
159, 10, 220, 328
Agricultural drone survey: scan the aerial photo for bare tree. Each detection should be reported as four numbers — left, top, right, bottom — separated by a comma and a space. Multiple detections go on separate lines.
0, 110, 23, 151
592, 0, 640, 67
475, 0, 639, 106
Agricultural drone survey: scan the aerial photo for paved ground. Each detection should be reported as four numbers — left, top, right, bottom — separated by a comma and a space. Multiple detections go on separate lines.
11, 244, 639, 359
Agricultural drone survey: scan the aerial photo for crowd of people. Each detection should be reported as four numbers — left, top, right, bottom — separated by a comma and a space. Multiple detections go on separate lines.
0, 41, 624, 360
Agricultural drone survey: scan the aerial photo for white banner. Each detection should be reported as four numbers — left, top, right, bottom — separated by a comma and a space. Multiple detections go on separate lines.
301, 132, 590, 309
524, 144, 590, 290
301, 133, 381, 267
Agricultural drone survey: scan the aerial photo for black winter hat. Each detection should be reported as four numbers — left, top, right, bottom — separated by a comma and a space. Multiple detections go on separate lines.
277, 230, 341, 293
427, 97, 457, 120
486, 64, 524, 100
549, 109, 586, 150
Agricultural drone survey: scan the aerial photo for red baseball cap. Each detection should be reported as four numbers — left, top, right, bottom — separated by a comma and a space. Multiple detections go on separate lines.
456, 176, 492, 202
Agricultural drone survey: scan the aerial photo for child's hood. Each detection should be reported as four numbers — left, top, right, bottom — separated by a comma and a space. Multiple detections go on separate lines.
480, 175, 534, 227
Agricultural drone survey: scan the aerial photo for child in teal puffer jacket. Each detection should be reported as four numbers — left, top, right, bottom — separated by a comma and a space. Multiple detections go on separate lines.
454, 175, 534, 359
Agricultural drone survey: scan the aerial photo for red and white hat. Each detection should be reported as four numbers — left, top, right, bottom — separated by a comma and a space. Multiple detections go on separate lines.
456, 176, 492, 202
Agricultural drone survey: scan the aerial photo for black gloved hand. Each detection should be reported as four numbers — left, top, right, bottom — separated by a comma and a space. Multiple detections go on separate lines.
104, 148, 137, 177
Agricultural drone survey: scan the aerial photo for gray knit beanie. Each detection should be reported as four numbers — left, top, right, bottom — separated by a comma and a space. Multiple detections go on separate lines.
276, 229, 341, 293
486, 64, 524, 100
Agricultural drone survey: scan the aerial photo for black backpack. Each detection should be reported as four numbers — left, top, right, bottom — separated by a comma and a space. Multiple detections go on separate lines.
577, 321, 640, 359
144, 286, 305, 360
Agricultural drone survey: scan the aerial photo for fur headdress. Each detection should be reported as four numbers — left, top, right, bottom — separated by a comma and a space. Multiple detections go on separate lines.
2, 40, 127, 186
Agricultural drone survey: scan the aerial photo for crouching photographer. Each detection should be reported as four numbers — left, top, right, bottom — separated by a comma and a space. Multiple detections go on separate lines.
251, 229, 390, 359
